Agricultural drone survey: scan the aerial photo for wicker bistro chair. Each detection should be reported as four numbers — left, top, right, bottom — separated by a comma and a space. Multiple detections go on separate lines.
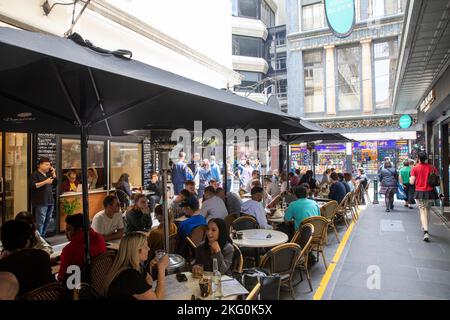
348, 191, 360, 221
231, 216, 260, 267
231, 216, 259, 231
185, 225, 208, 267
365, 179, 371, 203
231, 243, 244, 274
224, 213, 239, 233
259, 243, 302, 300
290, 223, 314, 292
245, 282, 261, 300
301, 216, 329, 271
320, 200, 340, 243
335, 193, 353, 228
21, 282, 66, 300
73, 282, 101, 300
90, 251, 116, 296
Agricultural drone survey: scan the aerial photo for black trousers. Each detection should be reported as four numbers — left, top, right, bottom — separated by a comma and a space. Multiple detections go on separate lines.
403, 183, 416, 204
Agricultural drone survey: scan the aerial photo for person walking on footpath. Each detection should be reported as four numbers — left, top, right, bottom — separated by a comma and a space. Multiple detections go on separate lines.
399, 160, 414, 209
410, 151, 440, 242
379, 160, 398, 212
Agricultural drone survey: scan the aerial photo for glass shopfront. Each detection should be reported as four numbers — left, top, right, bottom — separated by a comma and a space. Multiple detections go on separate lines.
316, 144, 347, 174
0, 132, 29, 224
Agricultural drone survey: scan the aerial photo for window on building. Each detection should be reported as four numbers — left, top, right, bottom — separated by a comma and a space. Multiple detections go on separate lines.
337, 46, 361, 111
275, 30, 286, 46
277, 78, 287, 98
373, 0, 400, 18
302, 2, 324, 31
61, 139, 105, 189
110, 142, 142, 188
271, 52, 286, 71
304, 50, 325, 113
261, 1, 275, 27
359, 0, 369, 20
232, 35, 264, 57
238, 0, 260, 19
374, 40, 399, 109
234, 71, 263, 92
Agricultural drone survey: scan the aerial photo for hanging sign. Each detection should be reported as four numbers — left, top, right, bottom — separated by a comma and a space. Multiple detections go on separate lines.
324, 0, 356, 38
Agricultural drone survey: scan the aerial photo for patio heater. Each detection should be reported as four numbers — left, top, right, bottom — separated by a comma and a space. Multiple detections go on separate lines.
154, 140, 185, 273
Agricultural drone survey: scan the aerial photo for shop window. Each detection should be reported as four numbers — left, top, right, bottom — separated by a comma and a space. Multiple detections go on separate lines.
110, 142, 142, 188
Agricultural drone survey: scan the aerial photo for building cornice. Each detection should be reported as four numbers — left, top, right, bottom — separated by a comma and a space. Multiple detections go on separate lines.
88, 0, 241, 84
287, 14, 404, 51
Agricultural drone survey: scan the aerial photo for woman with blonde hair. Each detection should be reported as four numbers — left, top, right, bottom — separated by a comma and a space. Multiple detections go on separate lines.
103, 232, 169, 299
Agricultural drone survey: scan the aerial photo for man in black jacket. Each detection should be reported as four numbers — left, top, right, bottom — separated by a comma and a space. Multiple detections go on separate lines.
147, 172, 162, 212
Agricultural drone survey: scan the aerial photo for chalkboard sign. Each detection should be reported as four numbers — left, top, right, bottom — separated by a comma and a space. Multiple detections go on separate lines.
36, 133, 57, 166
143, 138, 152, 189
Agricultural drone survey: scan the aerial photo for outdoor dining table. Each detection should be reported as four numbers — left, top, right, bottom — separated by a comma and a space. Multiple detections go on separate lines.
231, 229, 288, 248
154, 272, 248, 300
266, 202, 325, 224
174, 215, 188, 223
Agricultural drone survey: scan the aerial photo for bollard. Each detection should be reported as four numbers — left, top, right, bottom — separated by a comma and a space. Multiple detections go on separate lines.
372, 177, 379, 204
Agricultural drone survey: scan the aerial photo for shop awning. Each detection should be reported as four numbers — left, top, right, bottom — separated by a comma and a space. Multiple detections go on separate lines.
0, 27, 317, 135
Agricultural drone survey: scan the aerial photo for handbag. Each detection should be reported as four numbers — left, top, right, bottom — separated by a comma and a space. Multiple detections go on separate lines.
240, 268, 281, 300
396, 183, 407, 200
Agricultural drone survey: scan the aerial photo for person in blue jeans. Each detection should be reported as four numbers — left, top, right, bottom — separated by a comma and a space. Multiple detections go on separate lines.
172, 152, 188, 195
209, 156, 222, 186
30, 157, 57, 237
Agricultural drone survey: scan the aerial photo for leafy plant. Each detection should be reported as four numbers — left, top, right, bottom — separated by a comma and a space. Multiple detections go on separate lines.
60, 198, 80, 215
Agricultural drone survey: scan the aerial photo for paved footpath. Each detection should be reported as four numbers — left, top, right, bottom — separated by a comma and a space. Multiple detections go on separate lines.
320, 201, 450, 300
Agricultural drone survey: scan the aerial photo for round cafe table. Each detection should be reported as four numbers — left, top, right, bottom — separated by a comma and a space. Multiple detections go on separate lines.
231, 229, 288, 248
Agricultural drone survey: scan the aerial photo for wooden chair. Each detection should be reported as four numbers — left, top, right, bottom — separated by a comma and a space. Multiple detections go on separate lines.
224, 213, 239, 233
348, 191, 360, 221
73, 282, 101, 300
259, 243, 301, 300
320, 200, 340, 243
245, 282, 261, 300
90, 251, 116, 296
301, 216, 329, 271
21, 283, 66, 300
290, 223, 314, 292
231, 243, 244, 274
169, 233, 177, 254
231, 216, 259, 231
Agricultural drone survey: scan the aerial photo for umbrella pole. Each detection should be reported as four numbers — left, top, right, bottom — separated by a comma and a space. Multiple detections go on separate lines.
80, 125, 91, 282
222, 128, 227, 198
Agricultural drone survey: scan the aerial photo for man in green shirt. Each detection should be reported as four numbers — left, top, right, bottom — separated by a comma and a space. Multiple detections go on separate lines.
284, 185, 320, 231
399, 160, 414, 209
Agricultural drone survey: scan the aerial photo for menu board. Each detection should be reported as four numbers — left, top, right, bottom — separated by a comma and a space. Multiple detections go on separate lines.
143, 138, 152, 189
36, 133, 57, 167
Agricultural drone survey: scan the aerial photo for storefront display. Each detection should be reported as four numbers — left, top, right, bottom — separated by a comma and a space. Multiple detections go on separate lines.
352, 141, 378, 175
315, 144, 346, 174
396, 140, 409, 167
289, 144, 310, 172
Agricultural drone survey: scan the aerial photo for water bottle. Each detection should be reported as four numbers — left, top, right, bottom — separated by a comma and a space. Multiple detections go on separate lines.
212, 258, 223, 300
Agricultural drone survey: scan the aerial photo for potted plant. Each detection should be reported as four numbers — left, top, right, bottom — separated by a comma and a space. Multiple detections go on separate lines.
60, 198, 80, 215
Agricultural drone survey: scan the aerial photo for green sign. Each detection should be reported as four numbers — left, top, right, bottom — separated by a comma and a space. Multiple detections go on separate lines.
399, 115, 413, 129
324, 0, 355, 38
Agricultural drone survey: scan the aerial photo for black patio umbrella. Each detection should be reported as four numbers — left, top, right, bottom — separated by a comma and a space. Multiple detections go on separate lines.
0, 27, 318, 275
281, 131, 355, 188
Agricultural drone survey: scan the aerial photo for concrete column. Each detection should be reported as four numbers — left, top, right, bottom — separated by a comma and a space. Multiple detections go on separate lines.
325, 45, 336, 116
361, 38, 373, 114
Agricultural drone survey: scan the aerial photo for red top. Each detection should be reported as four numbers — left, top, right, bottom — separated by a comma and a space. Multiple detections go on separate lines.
57, 228, 107, 283
410, 163, 437, 192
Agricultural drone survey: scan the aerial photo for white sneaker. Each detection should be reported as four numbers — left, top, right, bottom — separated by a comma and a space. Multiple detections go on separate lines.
423, 233, 430, 242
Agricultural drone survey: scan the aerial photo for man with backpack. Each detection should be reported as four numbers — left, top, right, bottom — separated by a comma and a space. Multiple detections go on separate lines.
410, 151, 440, 242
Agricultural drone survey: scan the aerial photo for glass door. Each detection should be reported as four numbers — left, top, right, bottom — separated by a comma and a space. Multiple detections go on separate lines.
1, 133, 28, 223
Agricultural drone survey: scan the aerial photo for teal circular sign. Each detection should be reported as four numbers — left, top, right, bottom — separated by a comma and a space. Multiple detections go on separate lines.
399, 115, 413, 129
324, 0, 355, 38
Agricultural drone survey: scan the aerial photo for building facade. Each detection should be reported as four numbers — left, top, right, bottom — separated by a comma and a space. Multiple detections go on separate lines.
231, 0, 288, 110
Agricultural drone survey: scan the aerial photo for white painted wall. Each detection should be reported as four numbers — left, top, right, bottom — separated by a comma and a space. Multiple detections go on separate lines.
0, 0, 240, 88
